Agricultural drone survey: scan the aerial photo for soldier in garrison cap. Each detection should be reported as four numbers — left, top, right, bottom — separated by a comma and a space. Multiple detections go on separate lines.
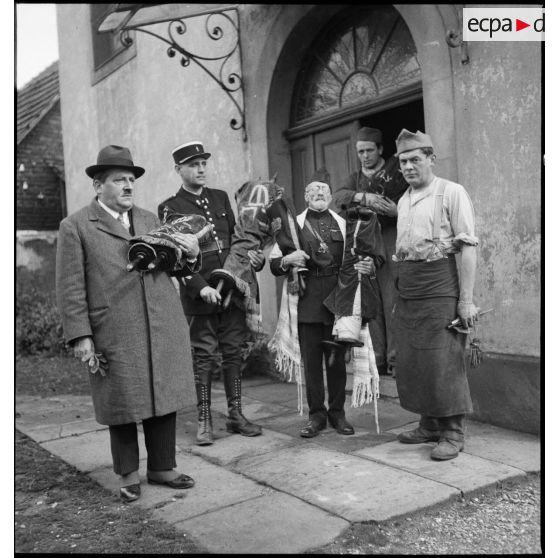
393, 129, 479, 461
333, 126, 408, 377
158, 141, 265, 446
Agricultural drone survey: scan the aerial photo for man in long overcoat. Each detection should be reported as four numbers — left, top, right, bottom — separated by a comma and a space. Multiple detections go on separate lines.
56, 145, 198, 502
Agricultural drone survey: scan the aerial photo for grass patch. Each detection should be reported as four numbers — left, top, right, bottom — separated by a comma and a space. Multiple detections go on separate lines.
16, 354, 90, 397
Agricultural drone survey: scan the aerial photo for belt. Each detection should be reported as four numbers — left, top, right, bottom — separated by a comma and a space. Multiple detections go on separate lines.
308, 265, 339, 277
200, 239, 230, 254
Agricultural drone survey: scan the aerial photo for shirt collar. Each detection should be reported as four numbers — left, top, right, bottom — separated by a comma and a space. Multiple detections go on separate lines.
361, 157, 385, 177
97, 198, 130, 225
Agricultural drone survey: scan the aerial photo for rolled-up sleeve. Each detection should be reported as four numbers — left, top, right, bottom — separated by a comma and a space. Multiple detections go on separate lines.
448, 183, 479, 247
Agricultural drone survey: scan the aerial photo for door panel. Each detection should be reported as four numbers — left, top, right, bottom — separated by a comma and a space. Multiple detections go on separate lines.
314, 121, 359, 193
290, 135, 314, 212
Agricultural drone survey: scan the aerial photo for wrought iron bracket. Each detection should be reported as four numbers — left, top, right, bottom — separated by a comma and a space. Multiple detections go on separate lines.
445, 29, 470, 65
118, 9, 247, 140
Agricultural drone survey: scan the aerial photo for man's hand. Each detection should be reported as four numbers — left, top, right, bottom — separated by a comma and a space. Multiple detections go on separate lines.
354, 256, 375, 276
374, 197, 398, 217
457, 301, 479, 329
282, 250, 310, 268
73, 336, 95, 362
200, 286, 222, 305
363, 194, 398, 217
247, 249, 265, 270
173, 232, 200, 259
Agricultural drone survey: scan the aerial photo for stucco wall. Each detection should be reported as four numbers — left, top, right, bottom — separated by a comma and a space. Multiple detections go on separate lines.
452, 41, 541, 356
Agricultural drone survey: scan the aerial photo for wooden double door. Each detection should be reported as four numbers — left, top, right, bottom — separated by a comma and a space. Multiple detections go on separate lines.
288, 99, 425, 212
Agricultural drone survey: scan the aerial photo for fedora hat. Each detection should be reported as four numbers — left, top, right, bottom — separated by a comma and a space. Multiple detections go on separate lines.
85, 145, 145, 178
172, 141, 211, 165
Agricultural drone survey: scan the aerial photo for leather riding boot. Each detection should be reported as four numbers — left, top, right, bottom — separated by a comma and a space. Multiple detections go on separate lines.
195, 381, 213, 446
224, 375, 262, 437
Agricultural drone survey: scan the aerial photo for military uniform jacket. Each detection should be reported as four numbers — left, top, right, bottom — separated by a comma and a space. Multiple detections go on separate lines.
333, 156, 408, 228
158, 186, 236, 315
270, 209, 346, 324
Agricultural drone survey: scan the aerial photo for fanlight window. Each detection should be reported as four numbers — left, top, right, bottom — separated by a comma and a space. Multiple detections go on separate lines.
293, 7, 421, 123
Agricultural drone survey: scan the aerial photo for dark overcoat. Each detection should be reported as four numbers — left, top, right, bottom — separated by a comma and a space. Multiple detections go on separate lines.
56, 199, 196, 425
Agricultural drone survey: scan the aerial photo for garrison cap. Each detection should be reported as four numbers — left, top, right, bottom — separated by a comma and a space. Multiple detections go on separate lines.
395, 129, 434, 156
356, 127, 383, 144
172, 141, 211, 165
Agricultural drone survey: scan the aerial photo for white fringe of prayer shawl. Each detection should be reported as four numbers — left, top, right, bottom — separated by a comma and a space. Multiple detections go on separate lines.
268, 279, 305, 415
332, 281, 380, 432
348, 326, 380, 433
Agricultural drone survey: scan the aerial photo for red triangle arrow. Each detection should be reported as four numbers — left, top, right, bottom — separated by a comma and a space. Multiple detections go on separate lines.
516, 19, 530, 31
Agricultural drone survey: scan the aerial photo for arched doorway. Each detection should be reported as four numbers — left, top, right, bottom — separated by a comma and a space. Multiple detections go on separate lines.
285, 5, 424, 210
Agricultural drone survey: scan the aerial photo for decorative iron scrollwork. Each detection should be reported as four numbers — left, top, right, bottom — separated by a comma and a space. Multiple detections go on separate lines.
118, 9, 246, 140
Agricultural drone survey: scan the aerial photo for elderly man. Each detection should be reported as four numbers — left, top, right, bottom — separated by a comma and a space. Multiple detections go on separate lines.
392, 129, 479, 461
270, 169, 375, 438
333, 127, 408, 376
158, 141, 264, 446
56, 145, 199, 502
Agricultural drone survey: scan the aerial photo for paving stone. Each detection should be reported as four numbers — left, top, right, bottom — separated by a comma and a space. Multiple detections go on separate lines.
386, 420, 541, 474
234, 398, 297, 421
234, 445, 459, 522
89, 453, 270, 517
346, 399, 418, 432
312, 428, 396, 453
191, 428, 299, 467
464, 420, 540, 473
353, 441, 526, 494
379, 376, 399, 398
241, 381, 299, 404
151, 454, 271, 523
42, 429, 131, 472
173, 491, 350, 554
19, 418, 107, 443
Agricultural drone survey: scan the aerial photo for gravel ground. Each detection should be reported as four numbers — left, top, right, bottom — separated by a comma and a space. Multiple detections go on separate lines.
311, 474, 541, 554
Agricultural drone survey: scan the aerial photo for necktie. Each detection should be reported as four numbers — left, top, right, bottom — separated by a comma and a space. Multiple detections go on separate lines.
117, 213, 129, 231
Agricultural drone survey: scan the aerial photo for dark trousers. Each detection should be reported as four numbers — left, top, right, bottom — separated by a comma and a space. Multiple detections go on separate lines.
368, 226, 397, 373
299, 322, 347, 422
186, 305, 248, 386
420, 414, 465, 442
109, 412, 177, 476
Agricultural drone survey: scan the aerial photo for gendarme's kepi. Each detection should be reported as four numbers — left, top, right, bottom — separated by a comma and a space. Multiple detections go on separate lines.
172, 141, 211, 165
395, 129, 434, 156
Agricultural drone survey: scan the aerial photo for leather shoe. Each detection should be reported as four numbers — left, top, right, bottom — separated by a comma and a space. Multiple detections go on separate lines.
300, 420, 326, 438
397, 426, 440, 444
328, 415, 355, 435
120, 483, 141, 503
431, 438, 464, 461
147, 473, 195, 489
